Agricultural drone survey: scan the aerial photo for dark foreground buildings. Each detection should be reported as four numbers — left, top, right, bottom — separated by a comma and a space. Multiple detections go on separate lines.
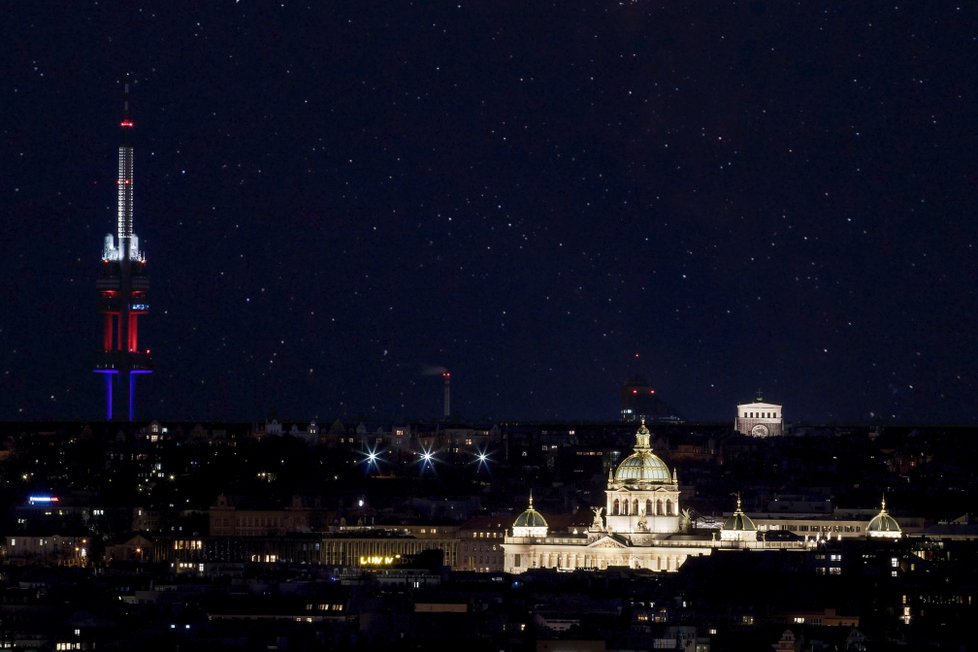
1, 418, 976, 650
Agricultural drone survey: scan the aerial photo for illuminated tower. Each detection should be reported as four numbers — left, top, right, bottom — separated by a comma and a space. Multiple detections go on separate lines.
94, 81, 152, 421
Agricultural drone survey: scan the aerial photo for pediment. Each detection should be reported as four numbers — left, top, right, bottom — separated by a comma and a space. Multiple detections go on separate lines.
587, 535, 627, 549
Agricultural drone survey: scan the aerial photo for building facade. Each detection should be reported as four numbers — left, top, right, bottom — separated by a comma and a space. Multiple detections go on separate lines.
735, 393, 783, 437
502, 421, 811, 573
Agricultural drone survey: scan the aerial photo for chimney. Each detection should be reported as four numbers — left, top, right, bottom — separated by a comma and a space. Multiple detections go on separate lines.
443, 371, 451, 419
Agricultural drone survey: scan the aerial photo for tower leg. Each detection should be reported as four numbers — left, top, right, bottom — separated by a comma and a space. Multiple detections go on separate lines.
103, 314, 113, 351
129, 314, 138, 352
128, 372, 135, 422
104, 373, 114, 421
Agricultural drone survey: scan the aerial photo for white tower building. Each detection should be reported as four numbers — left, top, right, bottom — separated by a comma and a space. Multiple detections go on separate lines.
735, 392, 783, 437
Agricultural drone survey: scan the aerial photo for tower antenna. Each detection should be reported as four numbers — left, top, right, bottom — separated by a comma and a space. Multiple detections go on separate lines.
123, 75, 130, 119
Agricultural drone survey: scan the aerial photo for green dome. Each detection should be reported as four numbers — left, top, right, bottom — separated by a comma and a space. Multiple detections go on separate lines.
867, 498, 902, 536
722, 501, 757, 532
867, 512, 901, 532
513, 507, 548, 529
615, 452, 672, 483
613, 422, 673, 484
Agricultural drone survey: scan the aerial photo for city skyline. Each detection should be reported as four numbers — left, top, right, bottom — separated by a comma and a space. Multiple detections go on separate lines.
2, 4, 975, 424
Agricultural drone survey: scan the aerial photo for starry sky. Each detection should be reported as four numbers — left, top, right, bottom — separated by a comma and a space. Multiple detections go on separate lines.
2, 2, 975, 425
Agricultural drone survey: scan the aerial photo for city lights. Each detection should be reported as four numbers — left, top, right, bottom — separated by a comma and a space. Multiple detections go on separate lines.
359, 443, 385, 474
473, 446, 493, 474
417, 443, 438, 474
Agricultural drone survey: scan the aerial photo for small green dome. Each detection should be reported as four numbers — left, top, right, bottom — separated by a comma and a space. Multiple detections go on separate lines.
867, 512, 901, 532
867, 498, 902, 537
613, 421, 673, 484
513, 507, 548, 529
723, 502, 757, 532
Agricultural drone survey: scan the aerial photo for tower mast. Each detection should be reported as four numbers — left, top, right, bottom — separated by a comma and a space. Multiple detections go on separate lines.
94, 79, 152, 421
118, 80, 135, 257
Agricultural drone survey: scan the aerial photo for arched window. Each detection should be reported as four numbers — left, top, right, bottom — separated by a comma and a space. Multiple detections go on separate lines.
666, 499, 673, 516
645, 499, 653, 515
632, 499, 639, 515
622, 500, 629, 515
612, 499, 619, 515
656, 499, 664, 515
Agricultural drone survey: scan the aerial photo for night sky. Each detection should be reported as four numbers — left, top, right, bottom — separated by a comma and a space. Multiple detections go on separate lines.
2, 3, 975, 424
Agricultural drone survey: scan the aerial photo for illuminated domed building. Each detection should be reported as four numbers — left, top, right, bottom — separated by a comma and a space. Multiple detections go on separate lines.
503, 421, 720, 573
501, 421, 911, 574
604, 420, 680, 536
866, 497, 902, 539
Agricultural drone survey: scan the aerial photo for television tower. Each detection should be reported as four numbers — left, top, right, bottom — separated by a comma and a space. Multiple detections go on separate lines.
93, 80, 152, 421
